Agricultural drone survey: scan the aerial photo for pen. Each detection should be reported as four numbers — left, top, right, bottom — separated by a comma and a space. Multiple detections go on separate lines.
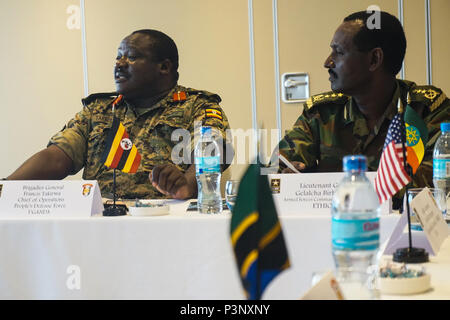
278, 153, 301, 173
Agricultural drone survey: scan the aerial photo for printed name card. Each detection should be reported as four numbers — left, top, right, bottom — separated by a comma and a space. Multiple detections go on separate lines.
410, 187, 449, 254
0, 180, 104, 218
383, 187, 448, 256
268, 172, 390, 215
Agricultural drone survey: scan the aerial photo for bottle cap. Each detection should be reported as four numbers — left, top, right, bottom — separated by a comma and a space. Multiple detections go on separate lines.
440, 122, 450, 133
201, 126, 212, 136
343, 155, 367, 172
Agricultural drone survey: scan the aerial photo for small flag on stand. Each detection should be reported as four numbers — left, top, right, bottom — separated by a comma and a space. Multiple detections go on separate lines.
374, 97, 429, 204
375, 103, 411, 203
404, 98, 428, 174
230, 160, 290, 300
375, 112, 411, 203
101, 96, 141, 173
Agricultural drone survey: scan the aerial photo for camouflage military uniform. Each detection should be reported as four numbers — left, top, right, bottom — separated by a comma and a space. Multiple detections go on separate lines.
278, 79, 449, 208
49, 85, 231, 199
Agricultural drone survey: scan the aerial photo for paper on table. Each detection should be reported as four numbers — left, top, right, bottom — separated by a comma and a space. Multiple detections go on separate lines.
300, 270, 344, 300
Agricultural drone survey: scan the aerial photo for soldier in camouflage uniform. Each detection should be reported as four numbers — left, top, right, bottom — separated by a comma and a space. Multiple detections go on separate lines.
7, 29, 231, 200
277, 11, 449, 209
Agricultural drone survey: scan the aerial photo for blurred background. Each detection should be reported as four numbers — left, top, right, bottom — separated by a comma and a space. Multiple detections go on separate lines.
0, 0, 448, 183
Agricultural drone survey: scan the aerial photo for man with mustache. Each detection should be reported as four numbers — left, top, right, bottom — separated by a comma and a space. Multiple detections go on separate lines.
277, 11, 449, 208
6, 29, 231, 200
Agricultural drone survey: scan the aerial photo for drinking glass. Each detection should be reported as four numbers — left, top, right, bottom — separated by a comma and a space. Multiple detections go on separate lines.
225, 180, 239, 211
405, 188, 447, 230
310, 266, 379, 300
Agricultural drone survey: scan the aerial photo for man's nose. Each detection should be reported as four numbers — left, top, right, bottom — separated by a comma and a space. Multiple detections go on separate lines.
115, 56, 127, 68
324, 54, 334, 69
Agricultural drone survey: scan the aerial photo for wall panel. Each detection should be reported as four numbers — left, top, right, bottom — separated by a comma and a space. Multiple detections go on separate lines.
276, 0, 397, 136
0, 0, 84, 178
430, 0, 450, 94
2, 0, 447, 184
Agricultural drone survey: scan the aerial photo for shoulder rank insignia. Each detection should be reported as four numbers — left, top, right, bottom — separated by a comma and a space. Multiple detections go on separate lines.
173, 91, 187, 102
305, 92, 346, 109
412, 88, 439, 100
81, 92, 117, 107
205, 108, 223, 120
111, 94, 123, 112
411, 86, 446, 112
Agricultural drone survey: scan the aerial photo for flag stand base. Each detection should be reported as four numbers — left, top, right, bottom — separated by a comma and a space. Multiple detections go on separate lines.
393, 247, 429, 263
103, 206, 127, 216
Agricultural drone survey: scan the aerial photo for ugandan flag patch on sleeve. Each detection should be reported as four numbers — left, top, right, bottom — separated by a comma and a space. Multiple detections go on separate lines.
205, 108, 223, 120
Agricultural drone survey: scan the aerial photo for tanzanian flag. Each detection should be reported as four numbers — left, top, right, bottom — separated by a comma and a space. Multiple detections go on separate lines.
230, 161, 290, 300
404, 104, 428, 174
101, 115, 141, 173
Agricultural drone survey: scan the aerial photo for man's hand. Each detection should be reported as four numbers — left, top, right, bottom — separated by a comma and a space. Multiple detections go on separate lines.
150, 164, 197, 199
281, 161, 306, 173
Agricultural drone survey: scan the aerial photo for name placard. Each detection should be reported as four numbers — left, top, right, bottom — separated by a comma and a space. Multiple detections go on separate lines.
0, 180, 103, 218
268, 172, 390, 215
410, 187, 449, 254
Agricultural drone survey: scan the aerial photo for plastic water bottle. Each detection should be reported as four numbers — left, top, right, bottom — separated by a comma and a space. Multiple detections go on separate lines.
433, 122, 450, 206
331, 155, 380, 273
194, 126, 223, 214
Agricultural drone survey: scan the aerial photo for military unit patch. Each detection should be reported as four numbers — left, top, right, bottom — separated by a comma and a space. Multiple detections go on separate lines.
270, 179, 280, 194
205, 108, 223, 120
82, 183, 93, 197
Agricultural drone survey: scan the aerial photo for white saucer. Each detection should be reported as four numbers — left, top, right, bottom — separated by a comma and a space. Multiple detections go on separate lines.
379, 274, 431, 295
128, 200, 170, 216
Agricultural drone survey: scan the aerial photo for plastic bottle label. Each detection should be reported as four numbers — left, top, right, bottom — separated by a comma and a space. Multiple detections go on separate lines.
195, 156, 220, 174
433, 159, 450, 178
332, 217, 380, 250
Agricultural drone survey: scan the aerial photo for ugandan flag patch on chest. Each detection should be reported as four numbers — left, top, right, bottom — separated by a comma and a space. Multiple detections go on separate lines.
205, 108, 223, 120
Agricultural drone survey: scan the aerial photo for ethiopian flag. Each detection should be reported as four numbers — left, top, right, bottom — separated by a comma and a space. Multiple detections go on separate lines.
404, 105, 428, 174
101, 115, 141, 173
230, 161, 290, 300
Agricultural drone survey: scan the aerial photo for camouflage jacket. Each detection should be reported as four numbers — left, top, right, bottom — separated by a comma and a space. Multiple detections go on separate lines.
49, 85, 231, 199
278, 79, 449, 207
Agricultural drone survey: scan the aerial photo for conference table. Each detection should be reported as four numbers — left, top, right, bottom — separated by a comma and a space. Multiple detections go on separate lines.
0, 200, 447, 300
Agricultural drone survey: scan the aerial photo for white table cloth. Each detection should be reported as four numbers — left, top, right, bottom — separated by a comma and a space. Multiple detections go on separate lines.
0, 200, 404, 299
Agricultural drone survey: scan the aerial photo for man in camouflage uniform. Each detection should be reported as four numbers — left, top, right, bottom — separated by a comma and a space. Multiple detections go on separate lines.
7, 29, 231, 200
277, 11, 449, 209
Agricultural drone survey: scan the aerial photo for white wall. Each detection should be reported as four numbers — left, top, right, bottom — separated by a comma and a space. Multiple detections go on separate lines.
1, 0, 448, 183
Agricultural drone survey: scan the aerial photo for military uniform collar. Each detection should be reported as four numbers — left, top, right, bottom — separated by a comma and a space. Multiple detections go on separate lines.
373, 81, 401, 134
344, 81, 400, 136
122, 85, 183, 117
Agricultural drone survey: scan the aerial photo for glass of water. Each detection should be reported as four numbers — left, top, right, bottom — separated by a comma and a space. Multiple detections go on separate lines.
405, 188, 447, 230
225, 180, 239, 211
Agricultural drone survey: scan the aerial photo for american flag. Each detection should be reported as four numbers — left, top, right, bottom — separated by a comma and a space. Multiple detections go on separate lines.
375, 113, 412, 203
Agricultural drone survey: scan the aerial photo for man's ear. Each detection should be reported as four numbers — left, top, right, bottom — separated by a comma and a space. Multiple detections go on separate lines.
368, 47, 384, 72
159, 58, 172, 76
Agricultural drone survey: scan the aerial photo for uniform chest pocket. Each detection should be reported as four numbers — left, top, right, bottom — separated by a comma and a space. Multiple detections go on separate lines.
139, 119, 191, 169
86, 122, 110, 168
